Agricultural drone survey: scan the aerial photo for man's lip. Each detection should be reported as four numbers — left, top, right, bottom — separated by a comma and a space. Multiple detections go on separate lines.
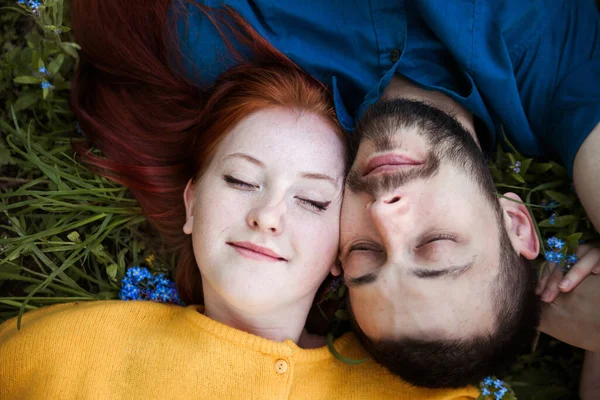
363, 154, 423, 177
227, 242, 287, 262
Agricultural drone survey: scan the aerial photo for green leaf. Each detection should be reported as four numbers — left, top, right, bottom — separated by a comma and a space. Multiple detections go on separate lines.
544, 190, 573, 206
565, 233, 583, 254
67, 231, 81, 243
566, 233, 583, 242
0, 144, 16, 166
14, 76, 42, 84
519, 158, 533, 175
60, 42, 81, 60
43, 87, 49, 99
511, 172, 525, 183
13, 93, 39, 111
106, 264, 118, 282
538, 215, 577, 228
48, 54, 64, 75
529, 162, 553, 174
334, 309, 350, 321
34, 52, 42, 70
550, 161, 568, 178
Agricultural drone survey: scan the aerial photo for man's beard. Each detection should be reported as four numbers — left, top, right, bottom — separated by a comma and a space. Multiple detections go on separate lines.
346, 98, 495, 201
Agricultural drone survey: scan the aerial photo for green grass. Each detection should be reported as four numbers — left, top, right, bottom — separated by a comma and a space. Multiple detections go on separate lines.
0, 1, 594, 398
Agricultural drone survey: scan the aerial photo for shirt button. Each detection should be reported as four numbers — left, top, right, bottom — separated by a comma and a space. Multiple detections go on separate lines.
390, 49, 401, 63
274, 359, 288, 374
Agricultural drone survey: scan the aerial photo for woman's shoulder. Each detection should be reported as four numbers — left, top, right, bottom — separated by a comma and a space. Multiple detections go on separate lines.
0, 300, 188, 341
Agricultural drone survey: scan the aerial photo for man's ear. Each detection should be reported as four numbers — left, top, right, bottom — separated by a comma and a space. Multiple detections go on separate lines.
498, 192, 539, 260
331, 259, 342, 277
183, 179, 196, 235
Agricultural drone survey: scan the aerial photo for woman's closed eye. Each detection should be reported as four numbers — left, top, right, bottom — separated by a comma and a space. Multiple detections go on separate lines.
224, 175, 258, 190
295, 197, 331, 212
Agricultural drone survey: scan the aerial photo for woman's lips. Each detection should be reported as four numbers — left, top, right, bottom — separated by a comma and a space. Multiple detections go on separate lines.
363, 154, 423, 177
227, 242, 287, 262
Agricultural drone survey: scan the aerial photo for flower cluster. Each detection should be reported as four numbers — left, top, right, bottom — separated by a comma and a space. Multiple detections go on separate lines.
541, 199, 558, 211
18, 0, 41, 11
544, 236, 578, 270
546, 237, 564, 249
119, 266, 183, 305
545, 251, 563, 263
511, 161, 521, 174
480, 377, 510, 399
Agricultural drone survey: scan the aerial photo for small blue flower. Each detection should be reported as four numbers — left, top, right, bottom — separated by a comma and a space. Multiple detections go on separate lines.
566, 254, 578, 264
546, 237, 565, 250
18, 0, 26, 4
41, 81, 54, 90
75, 122, 84, 135
549, 213, 557, 225
545, 251, 564, 263
119, 282, 141, 301
481, 388, 490, 395
126, 266, 153, 285
515, 161, 521, 167
38, 66, 48, 75
493, 379, 504, 389
495, 387, 508, 399
28, 0, 41, 9
120, 265, 183, 305
542, 200, 558, 211
482, 377, 494, 386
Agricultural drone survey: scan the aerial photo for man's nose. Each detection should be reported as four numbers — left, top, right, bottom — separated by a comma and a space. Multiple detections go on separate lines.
368, 191, 409, 238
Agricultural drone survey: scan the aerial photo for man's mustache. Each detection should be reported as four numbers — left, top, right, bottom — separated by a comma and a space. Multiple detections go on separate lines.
346, 148, 440, 197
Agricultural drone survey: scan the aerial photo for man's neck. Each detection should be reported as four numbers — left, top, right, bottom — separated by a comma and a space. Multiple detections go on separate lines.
202, 283, 314, 346
382, 75, 480, 146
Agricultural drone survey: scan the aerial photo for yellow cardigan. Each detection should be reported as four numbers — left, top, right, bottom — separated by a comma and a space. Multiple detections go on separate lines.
0, 300, 479, 400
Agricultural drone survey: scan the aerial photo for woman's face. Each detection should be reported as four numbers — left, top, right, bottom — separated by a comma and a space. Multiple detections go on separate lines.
183, 108, 346, 312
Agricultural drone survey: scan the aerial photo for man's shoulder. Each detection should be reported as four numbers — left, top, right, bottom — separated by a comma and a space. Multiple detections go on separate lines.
327, 333, 480, 399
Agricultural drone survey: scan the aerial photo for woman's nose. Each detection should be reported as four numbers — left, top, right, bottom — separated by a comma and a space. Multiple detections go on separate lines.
246, 199, 286, 234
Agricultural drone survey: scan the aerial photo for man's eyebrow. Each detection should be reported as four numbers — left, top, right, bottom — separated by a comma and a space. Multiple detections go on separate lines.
410, 261, 474, 279
345, 270, 381, 288
225, 153, 264, 167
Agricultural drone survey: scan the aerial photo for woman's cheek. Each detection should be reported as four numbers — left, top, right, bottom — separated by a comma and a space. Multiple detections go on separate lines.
296, 214, 339, 261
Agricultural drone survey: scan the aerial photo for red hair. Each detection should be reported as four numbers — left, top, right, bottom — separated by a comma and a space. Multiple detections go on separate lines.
70, 0, 345, 304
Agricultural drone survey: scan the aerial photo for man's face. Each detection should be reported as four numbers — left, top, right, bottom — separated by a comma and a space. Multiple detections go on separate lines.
340, 99, 503, 341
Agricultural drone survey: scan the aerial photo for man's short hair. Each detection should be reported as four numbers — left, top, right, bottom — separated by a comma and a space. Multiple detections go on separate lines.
351, 208, 541, 388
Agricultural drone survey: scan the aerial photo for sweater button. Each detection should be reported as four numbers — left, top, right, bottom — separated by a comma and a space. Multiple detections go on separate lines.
390, 49, 401, 62
274, 359, 288, 374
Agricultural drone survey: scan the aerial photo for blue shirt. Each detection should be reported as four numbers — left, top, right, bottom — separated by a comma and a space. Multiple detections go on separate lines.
177, 0, 600, 176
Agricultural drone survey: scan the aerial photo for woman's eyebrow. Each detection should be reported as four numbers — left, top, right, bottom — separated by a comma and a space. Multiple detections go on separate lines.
300, 172, 338, 186
225, 153, 264, 167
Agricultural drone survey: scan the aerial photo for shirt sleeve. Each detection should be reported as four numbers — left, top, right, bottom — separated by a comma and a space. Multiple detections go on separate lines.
513, 0, 600, 176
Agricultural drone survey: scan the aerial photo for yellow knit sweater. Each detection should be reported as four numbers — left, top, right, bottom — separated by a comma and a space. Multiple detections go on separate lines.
0, 301, 479, 399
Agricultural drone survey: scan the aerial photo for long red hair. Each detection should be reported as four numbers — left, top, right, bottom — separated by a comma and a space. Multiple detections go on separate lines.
70, 0, 345, 304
